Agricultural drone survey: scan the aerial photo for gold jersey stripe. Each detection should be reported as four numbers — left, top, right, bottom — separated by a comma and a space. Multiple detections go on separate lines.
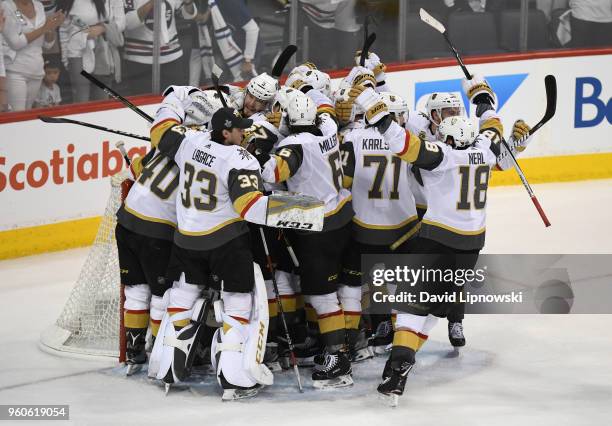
124, 310, 150, 329
353, 215, 418, 230
273, 155, 292, 182
421, 219, 485, 236
396, 130, 423, 163
124, 205, 177, 227
150, 118, 180, 148
324, 195, 352, 217
178, 217, 243, 236
233, 191, 263, 218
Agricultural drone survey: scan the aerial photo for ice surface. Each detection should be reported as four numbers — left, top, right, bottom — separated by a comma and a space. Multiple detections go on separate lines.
1, 180, 611, 425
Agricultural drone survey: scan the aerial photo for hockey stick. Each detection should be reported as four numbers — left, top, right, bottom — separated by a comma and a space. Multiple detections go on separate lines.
115, 141, 131, 166
259, 228, 304, 393
271, 45, 298, 78
419, 9, 470, 79
211, 64, 229, 108
359, 33, 377, 67
80, 70, 154, 123
38, 115, 151, 141
419, 7, 554, 227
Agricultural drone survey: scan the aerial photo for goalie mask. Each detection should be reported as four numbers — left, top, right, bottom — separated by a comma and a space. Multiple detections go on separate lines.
184, 90, 227, 128
379, 92, 407, 126
426, 92, 464, 125
438, 116, 477, 148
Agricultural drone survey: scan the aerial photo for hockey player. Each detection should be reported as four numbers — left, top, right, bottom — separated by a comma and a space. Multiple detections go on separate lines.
231, 72, 279, 119
256, 93, 355, 389
348, 81, 531, 405
339, 90, 418, 362
146, 88, 324, 399
405, 92, 468, 347
114, 86, 225, 375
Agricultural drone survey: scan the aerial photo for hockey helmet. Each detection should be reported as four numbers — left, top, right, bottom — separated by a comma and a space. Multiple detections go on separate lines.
438, 116, 477, 148
286, 92, 317, 127
426, 92, 464, 125
246, 72, 279, 103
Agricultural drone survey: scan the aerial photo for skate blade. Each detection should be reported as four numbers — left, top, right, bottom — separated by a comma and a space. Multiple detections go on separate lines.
312, 374, 354, 390
297, 357, 315, 367
371, 345, 392, 356
265, 361, 283, 372
351, 348, 374, 363
377, 392, 399, 407
126, 363, 144, 376
221, 387, 261, 401
164, 383, 171, 396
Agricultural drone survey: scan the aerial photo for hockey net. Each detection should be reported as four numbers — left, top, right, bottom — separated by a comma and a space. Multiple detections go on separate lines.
40, 183, 124, 359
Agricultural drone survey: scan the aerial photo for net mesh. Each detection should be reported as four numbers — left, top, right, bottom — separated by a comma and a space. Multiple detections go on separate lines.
40, 183, 122, 358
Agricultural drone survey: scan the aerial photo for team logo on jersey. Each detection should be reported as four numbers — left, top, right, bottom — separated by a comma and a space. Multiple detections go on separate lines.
415, 73, 528, 115
238, 148, 252, 161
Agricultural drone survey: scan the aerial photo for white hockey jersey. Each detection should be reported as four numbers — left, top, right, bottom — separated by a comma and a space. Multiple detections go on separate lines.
405, 110, 436, 216
261, 113, 353, 232
341, 125, 418, 245
117, 150, 179, 240
385, 113, 504, 250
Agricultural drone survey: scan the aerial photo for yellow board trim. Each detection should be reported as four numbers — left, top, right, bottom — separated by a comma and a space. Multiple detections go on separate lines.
2, 153, 611, 260
0, 216, 101, 260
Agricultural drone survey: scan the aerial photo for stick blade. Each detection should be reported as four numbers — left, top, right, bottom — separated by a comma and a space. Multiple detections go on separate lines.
543, 74, 557, 122
360, 33, 377, 66
271, 45, 298, 78
420, 8, 446, 33
38, 115, 63, 124
212, 63, 223, 81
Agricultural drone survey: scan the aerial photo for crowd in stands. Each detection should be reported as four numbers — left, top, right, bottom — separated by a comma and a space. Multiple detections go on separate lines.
0, 0, 609, 112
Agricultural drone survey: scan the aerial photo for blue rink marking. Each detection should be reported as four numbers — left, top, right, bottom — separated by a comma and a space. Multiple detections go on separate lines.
103, 340, 493, 403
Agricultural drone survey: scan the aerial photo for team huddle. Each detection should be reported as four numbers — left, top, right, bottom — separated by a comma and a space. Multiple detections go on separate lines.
112, 47, 533, 405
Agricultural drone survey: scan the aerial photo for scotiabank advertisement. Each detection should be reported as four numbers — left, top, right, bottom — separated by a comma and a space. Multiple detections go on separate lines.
0, 51, 610, 234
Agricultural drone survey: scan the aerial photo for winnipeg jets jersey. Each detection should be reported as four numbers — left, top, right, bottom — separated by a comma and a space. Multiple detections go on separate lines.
117, 151, 179, 241
385, 115, 503, 250
261, 113, 353, 231
341, 126, 418, 245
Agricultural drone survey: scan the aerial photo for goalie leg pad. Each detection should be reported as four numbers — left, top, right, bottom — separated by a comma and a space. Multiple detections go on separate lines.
212, 263, 273, 390
153, 297, 210, 383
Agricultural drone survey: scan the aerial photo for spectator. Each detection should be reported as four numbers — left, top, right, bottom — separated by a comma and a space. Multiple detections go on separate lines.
568, 0, 612, 47
123, 0, 196, 96
1, 0, 64, 111
33, 57, 62, 107
190, 0, 259, 84
57, 0, 126, 103
0, 9, 7, 112
298, 0, 360, 70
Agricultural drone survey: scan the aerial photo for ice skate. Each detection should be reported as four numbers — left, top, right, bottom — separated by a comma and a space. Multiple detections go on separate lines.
448, 321, 466, 347
312, 352, 353, 389
369, 320, 394, 355
377, 361, 414, 407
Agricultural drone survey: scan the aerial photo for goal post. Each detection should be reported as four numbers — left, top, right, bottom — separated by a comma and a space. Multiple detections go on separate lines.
40, 182, 126, 361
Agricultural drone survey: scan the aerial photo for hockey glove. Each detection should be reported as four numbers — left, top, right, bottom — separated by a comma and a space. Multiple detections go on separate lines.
461, 74, 495, 108
354, 51, 387, 82
355, 87, 388, 126
511, 119, 532, 151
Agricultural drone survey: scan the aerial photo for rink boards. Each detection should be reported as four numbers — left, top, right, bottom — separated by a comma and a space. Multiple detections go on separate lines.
0, 48, 610, 258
